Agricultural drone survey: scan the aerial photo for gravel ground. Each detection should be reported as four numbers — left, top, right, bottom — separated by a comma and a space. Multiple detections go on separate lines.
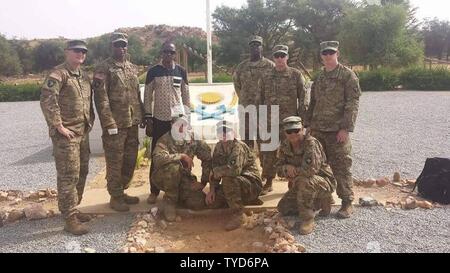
0, 214, 134, 253
1, 92, 449, 253
0, 101, 105, 191
290, 206, 450, 253
352, 91, 450, 180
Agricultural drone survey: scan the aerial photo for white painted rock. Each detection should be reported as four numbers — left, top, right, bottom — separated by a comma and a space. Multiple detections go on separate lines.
24, 204, 48, 220
138, 221, 148, 229
359, 197, 379, 207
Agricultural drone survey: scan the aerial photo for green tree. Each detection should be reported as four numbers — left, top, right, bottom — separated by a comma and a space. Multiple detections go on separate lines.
33, 40, 65, 71
0, 34, 23, 76
10, 40, 35, 74
292, 0, 355, 69
213, 0, 296, 66
86, 34, 111, 65
422, 18, 450, 60
339, 3, 423, 68
128, 34, 152, 65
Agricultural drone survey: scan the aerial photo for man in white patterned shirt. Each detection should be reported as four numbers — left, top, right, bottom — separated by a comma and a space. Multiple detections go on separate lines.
143, 42, 191, 204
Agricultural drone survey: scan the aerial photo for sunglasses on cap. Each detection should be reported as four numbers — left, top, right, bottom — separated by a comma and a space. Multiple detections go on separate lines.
321, 50, 337, 56
163, 50, 176, 55
72, 48, 87, 54
285, 129, 301, 135
273, 53, 287, 59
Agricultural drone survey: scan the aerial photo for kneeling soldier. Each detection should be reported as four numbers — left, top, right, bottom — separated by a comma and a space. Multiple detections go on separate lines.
277, 117, 336, 235
151, 116, 212, 222
206, 121, 263, 231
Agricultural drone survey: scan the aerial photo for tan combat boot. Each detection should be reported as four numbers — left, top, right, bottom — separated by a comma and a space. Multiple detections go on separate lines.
123, 194, 140, 205
260, 178, 274, 196
147, 194, 158, 205
225, 210, 245, 231
299, 210, 315, 235
318, 195, 333, 217
110, 196, 130, 212
164, 200, 177, 222
337, 200, 353, 219
64, 214, 89, 236
76, 213, 92, 223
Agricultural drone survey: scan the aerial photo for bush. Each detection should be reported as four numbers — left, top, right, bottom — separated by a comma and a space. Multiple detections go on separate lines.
190, 73, 233, 83
0, 83, 41, 102
358, 69, 400, 91
399, 67, 450, 90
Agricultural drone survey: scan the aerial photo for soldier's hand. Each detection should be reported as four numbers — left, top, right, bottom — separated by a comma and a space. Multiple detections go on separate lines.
206, 189, 216, 206
336, 129, 349, 144
145, 118, 154, 137
57, 125, 75, 140
286, 165, 298, 178
180, 154, 194, 170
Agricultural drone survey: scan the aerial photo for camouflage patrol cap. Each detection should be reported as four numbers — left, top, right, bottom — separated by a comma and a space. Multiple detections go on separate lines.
171, 114, 191, 129
282, 116, 303, 130
273, 45, 289, 55
249, 35, 263, 45
111, 32, 128, 45
66, 40, 88, 52
320, 41, 339, 53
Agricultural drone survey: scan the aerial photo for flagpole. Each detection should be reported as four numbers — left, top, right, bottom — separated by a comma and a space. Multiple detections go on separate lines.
206, 0, 213, 84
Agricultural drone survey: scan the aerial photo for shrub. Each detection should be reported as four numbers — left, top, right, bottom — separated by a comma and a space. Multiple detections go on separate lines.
358, 69, 400, 91
399, 67, 450, 90
0, 83, 41, 102
190, 73, 233, 83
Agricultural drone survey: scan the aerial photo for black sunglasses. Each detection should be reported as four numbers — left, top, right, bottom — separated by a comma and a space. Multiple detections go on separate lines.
273, 53, 287, 59
163, 50, 176, 55
285, 129, 301, 135
72, 48, 87, 54
321, 50, 336, 56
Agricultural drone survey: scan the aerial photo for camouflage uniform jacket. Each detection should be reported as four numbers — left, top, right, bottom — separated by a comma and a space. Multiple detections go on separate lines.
40, 62, 94, 137
211, 140, 263, 188
277, 135, 335, 183
233, 57, 275, 106
260, 66, 308, 122
152, 132, 212, 184
304, 63, 361, 132
93, 58, 143, 129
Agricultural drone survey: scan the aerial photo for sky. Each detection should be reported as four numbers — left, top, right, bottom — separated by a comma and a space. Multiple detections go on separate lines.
0, 0, 449, 40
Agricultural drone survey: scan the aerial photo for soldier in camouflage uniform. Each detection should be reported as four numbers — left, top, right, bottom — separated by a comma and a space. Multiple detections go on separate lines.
152, 116, 212, 222
304, 41, 362, 219
40, 40, 95, 235
93, 33, 143, 212
277, 116, 336, 235
259, 45, 308, 195
206, 121, 263, 231
233, 36, 275, 169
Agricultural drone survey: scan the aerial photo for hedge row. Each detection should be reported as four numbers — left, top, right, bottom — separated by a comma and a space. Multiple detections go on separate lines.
358, 67, 450, 91
2, 67, 449, 102
0, 83, 41, 102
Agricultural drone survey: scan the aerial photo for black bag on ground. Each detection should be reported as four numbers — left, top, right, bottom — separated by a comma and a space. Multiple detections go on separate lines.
414, 157, 450, 204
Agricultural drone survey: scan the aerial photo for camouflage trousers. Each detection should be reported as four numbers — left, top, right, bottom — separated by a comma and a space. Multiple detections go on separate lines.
51, 132, 90, 219
277, 174, 334, 218
260, 130, 284, 180
311, 130, 354, 201
102, 125, 139, 198
208, 176, 263, 210
151, 163, 206, 210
